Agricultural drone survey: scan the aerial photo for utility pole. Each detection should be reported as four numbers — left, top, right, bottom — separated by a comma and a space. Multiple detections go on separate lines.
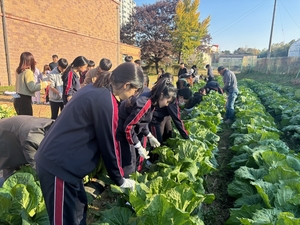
1, 0, 12, 85
267, 0, 277, 58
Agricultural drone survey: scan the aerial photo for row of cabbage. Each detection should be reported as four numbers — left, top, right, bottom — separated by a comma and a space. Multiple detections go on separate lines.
242, 79, 300, 150
90, 89, 226, 224
226, 85, 300, 224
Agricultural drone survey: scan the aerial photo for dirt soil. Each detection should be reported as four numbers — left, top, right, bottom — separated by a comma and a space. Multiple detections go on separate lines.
202, 125, 235, 225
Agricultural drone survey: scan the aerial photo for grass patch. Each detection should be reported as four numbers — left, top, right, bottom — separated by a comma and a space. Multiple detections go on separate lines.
237, 72, 300, 87
0, 85, 15, 94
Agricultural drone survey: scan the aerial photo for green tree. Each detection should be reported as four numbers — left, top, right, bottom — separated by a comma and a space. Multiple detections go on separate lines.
233, 47, 260, 55
258, 40, 296, 58
172, 0, 210, 63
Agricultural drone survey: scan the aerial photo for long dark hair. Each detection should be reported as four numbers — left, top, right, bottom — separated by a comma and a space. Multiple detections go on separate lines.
62, 56, 89, 82
110, 62, 144, 92
151, 77, 177, 106
16, 52, 35, 73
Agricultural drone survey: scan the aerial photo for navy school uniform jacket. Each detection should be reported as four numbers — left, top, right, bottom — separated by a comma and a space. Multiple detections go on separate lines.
150, 101, 189, 139
62, 69, 81, 105
34, 84, 124, 186
185, 92, 203, 110
117, 91, 154, 146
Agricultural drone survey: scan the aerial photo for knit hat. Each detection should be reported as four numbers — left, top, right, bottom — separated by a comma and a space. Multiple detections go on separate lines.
217, 66, 225, 71
177, 87, 192, 100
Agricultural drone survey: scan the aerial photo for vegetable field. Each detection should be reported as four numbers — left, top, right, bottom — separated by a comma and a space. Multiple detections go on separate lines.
1, 78, 300, 224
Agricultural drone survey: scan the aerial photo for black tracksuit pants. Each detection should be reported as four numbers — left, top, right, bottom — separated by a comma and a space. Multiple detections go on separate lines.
36, 164, 87, 225
13, 94, 33, 115
120, 136, 147, 177
120, 140, 137, 178
50, 101, 64, 119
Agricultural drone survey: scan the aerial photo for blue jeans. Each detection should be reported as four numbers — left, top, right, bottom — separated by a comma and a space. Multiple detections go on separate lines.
225, 90, 238, 120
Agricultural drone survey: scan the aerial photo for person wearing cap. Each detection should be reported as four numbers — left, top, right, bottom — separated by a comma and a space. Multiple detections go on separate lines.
217, 66, 238, 124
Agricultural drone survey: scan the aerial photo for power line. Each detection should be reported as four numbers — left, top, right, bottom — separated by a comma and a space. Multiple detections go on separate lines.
211, 0, 270, 38
279, 0, 300, 30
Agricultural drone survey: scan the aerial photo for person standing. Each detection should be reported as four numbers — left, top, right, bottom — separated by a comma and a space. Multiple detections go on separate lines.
49, 54, 58, 70
178, 62, 187, 77
81, 58, 112, 87
14, 52, 48, 115
190, 65, 199, 83
48, 58, 68, 119
80, 60, 95, 84
32, 65, 43, 104
42, 64, 51, 104
217, 66, 238, 124
34, 62, 143, 224
62, 56, 89, 105
205, 64, 215, 82
0, 116, 54, 180
156, 68, 165, 81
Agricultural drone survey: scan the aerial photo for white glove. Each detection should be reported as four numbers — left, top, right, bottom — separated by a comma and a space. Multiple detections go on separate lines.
147, 133, 161, 148
120, 178, 136, 191
138, 146, 150, 159
134, 142, 150, 159
59, 93, 63, 99
134, 141, 150, 159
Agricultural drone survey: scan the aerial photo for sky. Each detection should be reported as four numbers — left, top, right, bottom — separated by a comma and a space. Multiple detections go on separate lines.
134, 0, 300, 52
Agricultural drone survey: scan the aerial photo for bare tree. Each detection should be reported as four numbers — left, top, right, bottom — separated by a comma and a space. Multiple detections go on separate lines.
120, 0, 177, 73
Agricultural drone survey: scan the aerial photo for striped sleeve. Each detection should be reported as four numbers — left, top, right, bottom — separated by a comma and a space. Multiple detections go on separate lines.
95, 92, 124, 185
124, 98, 152, 145
65, 71, 74, 96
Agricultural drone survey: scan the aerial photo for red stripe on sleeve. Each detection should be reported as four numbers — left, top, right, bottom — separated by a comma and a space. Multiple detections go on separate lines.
65, 71, 73, 95
54, 177, 64, 225
111, 94, 124, 176
125, 99, 152, 145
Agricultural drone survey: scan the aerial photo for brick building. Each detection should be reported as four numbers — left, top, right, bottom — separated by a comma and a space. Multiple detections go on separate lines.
0, 0, 140, 86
